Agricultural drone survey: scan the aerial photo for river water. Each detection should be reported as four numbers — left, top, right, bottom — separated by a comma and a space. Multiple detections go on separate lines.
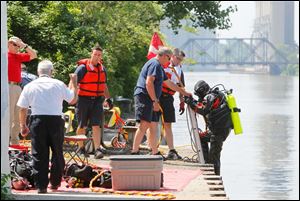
171, 71, 299, 200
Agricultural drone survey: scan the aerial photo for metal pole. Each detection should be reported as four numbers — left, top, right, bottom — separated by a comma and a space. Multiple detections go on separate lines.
1, 0, 11, 184
187, 106, 205, 164
100, 110, 104, 146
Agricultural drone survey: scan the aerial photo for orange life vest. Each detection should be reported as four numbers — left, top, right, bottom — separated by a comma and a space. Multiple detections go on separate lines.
162, 71, 176, 95
162, 66, 181, 96
77, 59, 107, 97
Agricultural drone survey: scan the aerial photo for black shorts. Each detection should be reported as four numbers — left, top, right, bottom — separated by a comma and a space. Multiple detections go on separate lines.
159, 93, 175, 123
76, 96, 105, 128
134, 93, 160, 123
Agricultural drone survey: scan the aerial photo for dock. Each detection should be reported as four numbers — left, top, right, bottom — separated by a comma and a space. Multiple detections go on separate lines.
12, 145, 228, 200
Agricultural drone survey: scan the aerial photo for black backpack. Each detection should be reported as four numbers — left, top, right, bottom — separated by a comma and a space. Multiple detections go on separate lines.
65, 163, 111, 188
9, 151, 34, 189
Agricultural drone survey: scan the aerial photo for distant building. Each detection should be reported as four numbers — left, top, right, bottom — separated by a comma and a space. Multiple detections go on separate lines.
253, 1, 295, 46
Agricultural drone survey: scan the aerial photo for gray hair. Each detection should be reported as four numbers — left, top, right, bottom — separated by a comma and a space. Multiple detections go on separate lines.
173, 48, 185, 58
37, 60, 54, 75
157, 47, 173, 56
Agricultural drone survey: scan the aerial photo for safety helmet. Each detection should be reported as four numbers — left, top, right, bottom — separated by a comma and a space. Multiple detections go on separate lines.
194, 80, 210, 99
11, 177, 29, 190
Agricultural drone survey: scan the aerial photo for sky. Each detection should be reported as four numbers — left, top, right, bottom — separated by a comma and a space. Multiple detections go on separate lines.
217, 1, 299, 45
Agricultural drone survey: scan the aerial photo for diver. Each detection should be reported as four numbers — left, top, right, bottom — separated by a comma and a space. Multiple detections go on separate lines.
184, 80, 233, 175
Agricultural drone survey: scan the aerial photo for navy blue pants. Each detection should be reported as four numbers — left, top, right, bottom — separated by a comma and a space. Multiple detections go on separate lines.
30, 115, 65, 189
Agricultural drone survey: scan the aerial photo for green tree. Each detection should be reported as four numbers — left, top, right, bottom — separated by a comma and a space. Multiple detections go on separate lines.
277, 44, 299, 76
158, 1, 237, 33
7, 1, 235, 99
1, 174, 14, 200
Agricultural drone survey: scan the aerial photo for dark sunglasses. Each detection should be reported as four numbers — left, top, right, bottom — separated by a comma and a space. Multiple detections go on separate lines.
166, 55, 171, 61
176, 56, 183, 62
12, 43, 20, 48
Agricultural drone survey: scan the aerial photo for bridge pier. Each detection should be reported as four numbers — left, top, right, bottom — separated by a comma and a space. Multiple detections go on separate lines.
269, 64, 281, 75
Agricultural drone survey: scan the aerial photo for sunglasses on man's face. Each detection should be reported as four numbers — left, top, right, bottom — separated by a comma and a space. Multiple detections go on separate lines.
176, 56, 183, 62
165, 55, 171, 61
12, 43, 20, 48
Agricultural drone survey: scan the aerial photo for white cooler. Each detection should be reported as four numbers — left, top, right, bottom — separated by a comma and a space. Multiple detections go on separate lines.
109, 155, 163, 190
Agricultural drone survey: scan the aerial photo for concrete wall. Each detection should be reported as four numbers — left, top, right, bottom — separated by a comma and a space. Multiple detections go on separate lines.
1, 1, 10, 176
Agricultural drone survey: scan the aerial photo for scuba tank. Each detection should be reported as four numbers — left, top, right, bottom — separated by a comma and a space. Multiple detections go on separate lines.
211, 84, 243, 135
225, 89, 243, 135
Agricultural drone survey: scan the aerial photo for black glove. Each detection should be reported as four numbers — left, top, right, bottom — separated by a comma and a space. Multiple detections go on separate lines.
106, 98, 114, 110
184, 96, 197, 109
184, 96, 194, 105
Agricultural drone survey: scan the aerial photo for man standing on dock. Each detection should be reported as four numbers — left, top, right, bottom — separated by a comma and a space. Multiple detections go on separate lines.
131, 47, 192, 156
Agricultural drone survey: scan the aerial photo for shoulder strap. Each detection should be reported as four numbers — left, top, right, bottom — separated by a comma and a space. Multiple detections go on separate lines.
169, 66, 184, 87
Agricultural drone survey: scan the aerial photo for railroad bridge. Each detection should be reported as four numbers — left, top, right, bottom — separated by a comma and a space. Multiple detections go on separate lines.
180, 38, 298, 74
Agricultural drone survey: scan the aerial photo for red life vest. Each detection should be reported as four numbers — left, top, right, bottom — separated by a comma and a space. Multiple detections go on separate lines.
77, 59, 107, 97
162, 71, 176, 95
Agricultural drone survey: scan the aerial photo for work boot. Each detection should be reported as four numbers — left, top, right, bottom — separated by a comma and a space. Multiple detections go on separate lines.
37, 188, 47, 194
166, 149, 182, 160
50, 184, 60, 190
130, 151, 140, 155
153, 151, 166, 161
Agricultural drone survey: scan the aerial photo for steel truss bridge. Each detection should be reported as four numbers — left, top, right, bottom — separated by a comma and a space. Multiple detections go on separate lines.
180, 38, 298, 74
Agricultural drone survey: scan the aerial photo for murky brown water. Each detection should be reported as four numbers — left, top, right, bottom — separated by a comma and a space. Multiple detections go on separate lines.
172, 71, 299, 200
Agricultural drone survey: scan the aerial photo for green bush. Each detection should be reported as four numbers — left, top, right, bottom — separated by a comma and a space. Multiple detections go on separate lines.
1, 174, 14, 200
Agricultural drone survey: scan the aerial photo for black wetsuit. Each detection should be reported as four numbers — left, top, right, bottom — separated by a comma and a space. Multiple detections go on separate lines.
186, 89, 233, 175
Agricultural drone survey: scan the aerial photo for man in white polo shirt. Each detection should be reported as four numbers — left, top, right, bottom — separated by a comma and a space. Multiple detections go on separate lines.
17, 60, 77, 193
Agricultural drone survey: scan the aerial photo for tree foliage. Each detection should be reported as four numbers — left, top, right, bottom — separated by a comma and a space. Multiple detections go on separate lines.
158, 1, 237, 33
277, 44, 299, 76
7, 1, 235, 99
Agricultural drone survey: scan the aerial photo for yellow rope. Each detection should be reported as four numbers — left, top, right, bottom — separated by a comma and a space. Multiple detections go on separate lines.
63, 150, 175, 199
157, 105, 165, 147
89, 170, 176, 200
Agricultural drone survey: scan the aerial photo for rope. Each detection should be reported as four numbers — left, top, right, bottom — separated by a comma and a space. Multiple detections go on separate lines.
89, 170, 176, 200
183, 108, 201, 163
157, 105, 165, 147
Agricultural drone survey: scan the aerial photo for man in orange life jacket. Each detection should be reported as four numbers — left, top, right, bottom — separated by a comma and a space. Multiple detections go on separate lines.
184, 80, 233, 175
160, 48, 186, 160
74, 46, 113, 159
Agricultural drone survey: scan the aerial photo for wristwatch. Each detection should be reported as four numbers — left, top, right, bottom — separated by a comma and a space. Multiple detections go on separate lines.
152, 99, 159, 103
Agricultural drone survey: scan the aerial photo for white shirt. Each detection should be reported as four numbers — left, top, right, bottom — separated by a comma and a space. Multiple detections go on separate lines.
17, 76, 74, 115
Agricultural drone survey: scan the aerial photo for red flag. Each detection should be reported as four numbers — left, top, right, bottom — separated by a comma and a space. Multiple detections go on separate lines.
147, 32, 164, 60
